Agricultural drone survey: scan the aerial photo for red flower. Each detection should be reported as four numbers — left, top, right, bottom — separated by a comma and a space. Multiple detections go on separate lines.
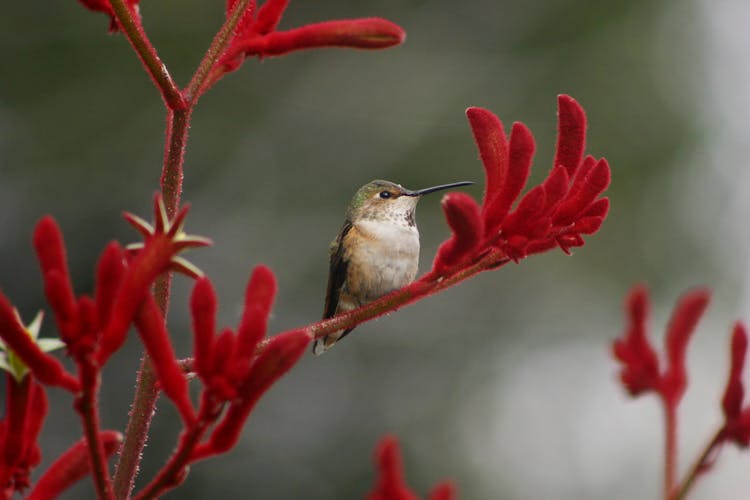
216, 0, 405, 78
0, 376, 48, 494
720, 323, 750, 446
431, 95, 610, 274
367, 436, 457, 500
26, 431, 122, 500
612, 286, 710, 404
187, 269, 310, 461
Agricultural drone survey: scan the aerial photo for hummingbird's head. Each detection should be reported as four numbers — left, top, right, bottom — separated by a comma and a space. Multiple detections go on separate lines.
347, 179, 473, 226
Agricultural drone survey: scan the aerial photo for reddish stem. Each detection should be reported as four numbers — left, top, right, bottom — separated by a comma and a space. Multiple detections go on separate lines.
673, 430, 725, 500
184, 0, 255, 103
132, 398, 217, 500
107, 0, 184, 110
112, 357, 160, 500
251, 250, 510, 355
76, 361, 114, 500
663, 400, 678, 500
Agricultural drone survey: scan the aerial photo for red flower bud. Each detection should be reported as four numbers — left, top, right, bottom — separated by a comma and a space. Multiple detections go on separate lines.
432, 193, 483, 272
722, 322, 748, 421
612, 285, 660, 396
254, 0, 289, 35
661, 288, 710, 404
230, 18, 405, 58
428, 482, 458, 500
554, 94, 587, 176
0, 293, 79, 392
26, 430, 122, 500
134, 297, 196, 424
95, 242, 126, 330
206, 329, 308, 455
190, 278, 218, 379
235, 265, 277, 360
367, 435, 418, 500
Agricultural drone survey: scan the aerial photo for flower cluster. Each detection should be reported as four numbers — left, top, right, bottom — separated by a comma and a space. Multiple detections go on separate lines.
612, 285, 750, 498
0, 197, 309, 498
367, 436, 456, 500
431, 95, 610, 274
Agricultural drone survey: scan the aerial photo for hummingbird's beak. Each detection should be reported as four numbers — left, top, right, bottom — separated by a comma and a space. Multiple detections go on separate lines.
406, 181, 474, 197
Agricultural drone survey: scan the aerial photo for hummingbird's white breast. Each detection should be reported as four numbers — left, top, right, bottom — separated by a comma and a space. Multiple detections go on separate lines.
345, 219, 420, 302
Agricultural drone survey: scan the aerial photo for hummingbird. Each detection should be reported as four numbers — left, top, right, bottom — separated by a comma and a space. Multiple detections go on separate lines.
313, 179, 473, 355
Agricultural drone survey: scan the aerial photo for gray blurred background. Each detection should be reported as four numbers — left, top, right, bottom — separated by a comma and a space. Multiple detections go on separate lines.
2, 0, 750, 498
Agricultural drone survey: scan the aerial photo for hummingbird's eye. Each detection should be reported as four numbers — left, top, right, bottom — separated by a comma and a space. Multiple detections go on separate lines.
379, 191, 392, 199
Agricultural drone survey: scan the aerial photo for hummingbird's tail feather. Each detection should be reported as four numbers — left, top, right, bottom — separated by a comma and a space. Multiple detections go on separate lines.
311, 327, 355, 355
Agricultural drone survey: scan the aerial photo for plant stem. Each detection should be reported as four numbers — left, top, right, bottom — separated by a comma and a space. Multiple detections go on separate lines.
161, 109, 192, 217
184, 0, 254, 103
112, 357, 160, 500
108, 0, 185, 110
112, 109, 188, 497
673, 430, 724, 500
133, 399, 215, 500
77, 361, 114, 500
663, 401, 678, 500
250, 251, 510, 355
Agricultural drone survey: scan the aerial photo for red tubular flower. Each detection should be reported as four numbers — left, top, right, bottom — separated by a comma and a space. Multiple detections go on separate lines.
367, 436, 418, 500
431, 95, 610, 273
235, 265, 277, 361
94, 242, 126, 333
427, 482, 457, 500
433, 193, 483, 273
190, 278, 217, 380
216, 1, 405, 80
612, 285, 660, 396
133, 296, 196, 424
195, 329, 309, 459
720, 323, 750, 446
97, 196, 210, 365
661, 289, 710, 404
0, 376, 48, 494
0, 293, 79, 392
26, 430, 122, 500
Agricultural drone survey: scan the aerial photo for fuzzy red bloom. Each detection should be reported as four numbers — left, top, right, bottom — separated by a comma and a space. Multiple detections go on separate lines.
431, 95, 610, 273
97, 196, 210, 364
722, 323, 748, 421
216, 1, 405, 79
27, 431, 122, 500
367, 436, 418, 500
612, 286, 710, 402
0, 293, 78, 392
200, 328, 309, 458
427, 482, 458, 500
367, 436, 455, 500
433, 193, 483, 273
134, 296, 196, 424
720, 323, 750, 446
612, 285, 660, 396
190, 278, 217, 380
0, 376, 48, 494
661, 289, 710, 404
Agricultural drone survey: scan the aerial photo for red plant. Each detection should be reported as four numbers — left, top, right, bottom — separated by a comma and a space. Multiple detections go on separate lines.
613, 285, 750, 499
0, 0, 615, 498
367, 436, 456, 500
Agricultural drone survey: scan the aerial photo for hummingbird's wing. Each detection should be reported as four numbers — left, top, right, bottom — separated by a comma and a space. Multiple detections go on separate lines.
323, 221, 353, 319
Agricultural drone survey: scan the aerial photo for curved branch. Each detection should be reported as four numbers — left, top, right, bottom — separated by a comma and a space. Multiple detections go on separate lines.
108, 0, 185, 110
